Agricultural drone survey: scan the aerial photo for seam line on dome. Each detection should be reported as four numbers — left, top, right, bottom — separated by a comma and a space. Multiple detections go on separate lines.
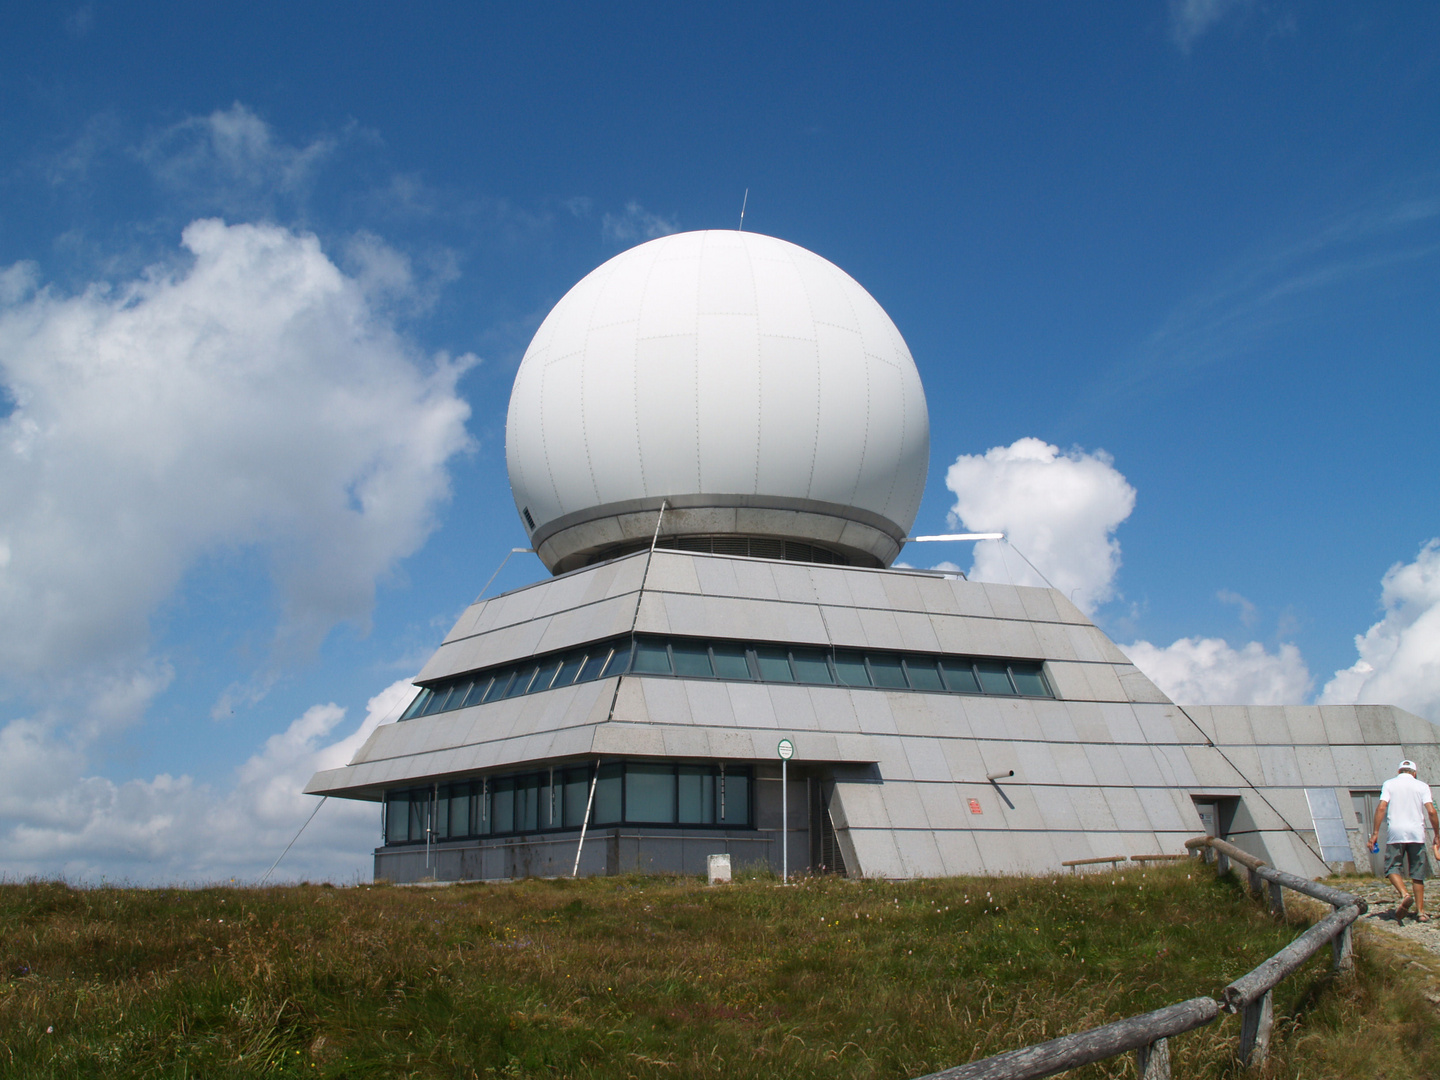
784, 242, 823, 506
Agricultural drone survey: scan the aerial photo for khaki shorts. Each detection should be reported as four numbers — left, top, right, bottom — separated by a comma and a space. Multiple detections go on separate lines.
1384, 842, 1431, 881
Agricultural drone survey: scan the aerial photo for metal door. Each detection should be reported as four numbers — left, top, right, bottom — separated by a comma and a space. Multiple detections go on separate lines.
1352, 791, 1386, 877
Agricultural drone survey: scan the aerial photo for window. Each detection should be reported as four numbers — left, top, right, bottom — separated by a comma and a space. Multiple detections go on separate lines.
976, 661, 1017, 695
396, 633, 1055, 721
626, 763, 676, 823
670, 640, 714, 678
383, 762, 753, 844
710, 642, 752, 680
790, 648, 834, 684
940, 659, 980, 694
754, 646, 794, 682
833, 650, 871, 687
904, 657, 945, 692
868, 654, 908, 689
633, 639, 672, 674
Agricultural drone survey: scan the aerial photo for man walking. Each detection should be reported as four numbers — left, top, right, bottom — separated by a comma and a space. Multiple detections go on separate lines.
1370, 760, 1440, 922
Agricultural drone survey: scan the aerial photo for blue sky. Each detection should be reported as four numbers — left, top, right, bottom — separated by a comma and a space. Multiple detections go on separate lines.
1, 1, 1437, 882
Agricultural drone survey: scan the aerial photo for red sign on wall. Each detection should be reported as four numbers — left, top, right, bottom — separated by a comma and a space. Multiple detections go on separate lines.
968, 798, 983, 815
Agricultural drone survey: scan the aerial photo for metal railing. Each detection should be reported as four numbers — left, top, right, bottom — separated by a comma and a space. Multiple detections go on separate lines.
913, 836, 1366, 1080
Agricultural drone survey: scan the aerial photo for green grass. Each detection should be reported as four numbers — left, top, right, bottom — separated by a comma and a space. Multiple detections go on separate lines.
1, 865, 1436, 1078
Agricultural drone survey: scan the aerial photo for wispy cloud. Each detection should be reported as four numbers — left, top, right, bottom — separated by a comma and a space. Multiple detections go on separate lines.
1168, 0, 1252, 53
139, 103, 354, 219
1069, 183, 1440, 421
1217, 588, 1259, 628
602, 200, 679, 244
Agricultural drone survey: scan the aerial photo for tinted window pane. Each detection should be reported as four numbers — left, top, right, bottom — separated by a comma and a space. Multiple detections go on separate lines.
633, 639, 672, 674
483, 670, 514, 702
504, 666, 539, 698
408, 796, 427, 842
432, 793, 450, 838
449, 788, 471, 837
719, 770, 749, 826
519, 776, 540, 831
601, 642, 632, 677
868, 654, 908, 688
710, 643, 752, 680
977, 660, 1017, 695
554, 652, 585, 688
441, 680, 473, 711
940, 660, 980, 694
461, 677, 492, 708
678, 765, 715, 823
400, 690, 431, 721
490, 777, 515, 833
577, 650, 609, 682
904, 658, 945, 692
526, 659, 562, 694
1011, 665, 1050, 697
593, 763, 622, 824
418, 687, 449, 716
790, 648, 834, 684
385, 794, 410, 843
754, 646, 794, 682
562, 768, 591, 828
626, 763, 676, 822
833, 651, 872, 687
671, 641, 714, 678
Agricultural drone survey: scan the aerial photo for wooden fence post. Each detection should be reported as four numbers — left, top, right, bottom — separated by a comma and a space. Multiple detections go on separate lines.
1238, 989, 1273, 1068
1247, 866, 1263, 898
1267, 879, 1286, 918
1333, 924, 1353, 972
1136, 1037, 1170, 1080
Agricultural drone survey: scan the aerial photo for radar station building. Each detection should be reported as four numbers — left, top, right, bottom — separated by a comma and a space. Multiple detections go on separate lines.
306, 230, 1440, 883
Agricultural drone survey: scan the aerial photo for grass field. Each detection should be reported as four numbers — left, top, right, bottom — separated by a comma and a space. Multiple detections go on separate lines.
2, 865, 1437, 1079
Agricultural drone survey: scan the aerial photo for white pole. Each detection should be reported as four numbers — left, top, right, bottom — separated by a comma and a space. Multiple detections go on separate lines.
782, 757, 788, 884
571, 763, 602, 877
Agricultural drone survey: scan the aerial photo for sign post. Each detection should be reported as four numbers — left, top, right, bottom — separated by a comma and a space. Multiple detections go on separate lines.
777, 739, 795, 883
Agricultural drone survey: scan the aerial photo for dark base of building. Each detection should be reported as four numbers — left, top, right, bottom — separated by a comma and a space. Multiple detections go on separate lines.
374, 825, 836, 884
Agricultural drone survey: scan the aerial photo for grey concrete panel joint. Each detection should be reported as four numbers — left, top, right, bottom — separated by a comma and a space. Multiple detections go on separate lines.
912, 996, 1219, 1080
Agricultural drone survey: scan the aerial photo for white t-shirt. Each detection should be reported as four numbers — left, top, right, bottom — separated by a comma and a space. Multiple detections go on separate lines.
1381, 772, 1435, 844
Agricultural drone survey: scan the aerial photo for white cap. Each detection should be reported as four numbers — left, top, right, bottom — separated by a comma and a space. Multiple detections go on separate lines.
1399, 759, 1418, 773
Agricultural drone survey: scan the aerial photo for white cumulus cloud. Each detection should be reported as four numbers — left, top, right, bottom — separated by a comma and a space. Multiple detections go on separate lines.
1322, 539, 1440, 722
1121, 637, 1313, 705
0, 218, 473, 720
0, 678, 412, 884
944, 437, 1136, 614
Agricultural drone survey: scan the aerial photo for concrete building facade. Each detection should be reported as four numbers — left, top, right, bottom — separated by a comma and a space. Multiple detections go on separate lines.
305, 229, 1439, 882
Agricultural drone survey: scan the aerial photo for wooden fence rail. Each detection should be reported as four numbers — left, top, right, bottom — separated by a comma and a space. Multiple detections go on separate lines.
911, 836, 1366, 1079
914, 997, 1220, 1080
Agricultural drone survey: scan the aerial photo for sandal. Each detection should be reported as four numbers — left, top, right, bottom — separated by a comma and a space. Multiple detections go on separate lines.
1417, 913, 1432, 924
1397, 895, 1414, 919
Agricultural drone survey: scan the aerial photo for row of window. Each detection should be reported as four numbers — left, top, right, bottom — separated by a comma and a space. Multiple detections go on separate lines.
383, 761, 752, 844
401, 635, 1053, 722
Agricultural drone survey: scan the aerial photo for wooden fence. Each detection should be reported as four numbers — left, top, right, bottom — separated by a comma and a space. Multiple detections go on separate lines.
913, 836, 1366, 1080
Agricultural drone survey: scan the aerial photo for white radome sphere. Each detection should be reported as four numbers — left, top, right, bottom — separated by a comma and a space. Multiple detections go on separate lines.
506, 230, 929, 573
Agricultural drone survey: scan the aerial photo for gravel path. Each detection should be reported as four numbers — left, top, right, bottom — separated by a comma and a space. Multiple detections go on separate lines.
1343, 878, 1440, 956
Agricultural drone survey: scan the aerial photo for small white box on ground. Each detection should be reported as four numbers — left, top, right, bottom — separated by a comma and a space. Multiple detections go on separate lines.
707, 853, 732, 884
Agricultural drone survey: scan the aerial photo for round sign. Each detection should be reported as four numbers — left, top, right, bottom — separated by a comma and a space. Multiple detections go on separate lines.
777, 739, 795, 760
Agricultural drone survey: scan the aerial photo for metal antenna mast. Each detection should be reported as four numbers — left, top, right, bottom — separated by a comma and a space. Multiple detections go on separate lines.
739, 188, 748, 231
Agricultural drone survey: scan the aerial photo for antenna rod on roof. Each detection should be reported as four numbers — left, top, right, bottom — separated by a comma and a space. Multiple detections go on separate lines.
739, 188, 748, 231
